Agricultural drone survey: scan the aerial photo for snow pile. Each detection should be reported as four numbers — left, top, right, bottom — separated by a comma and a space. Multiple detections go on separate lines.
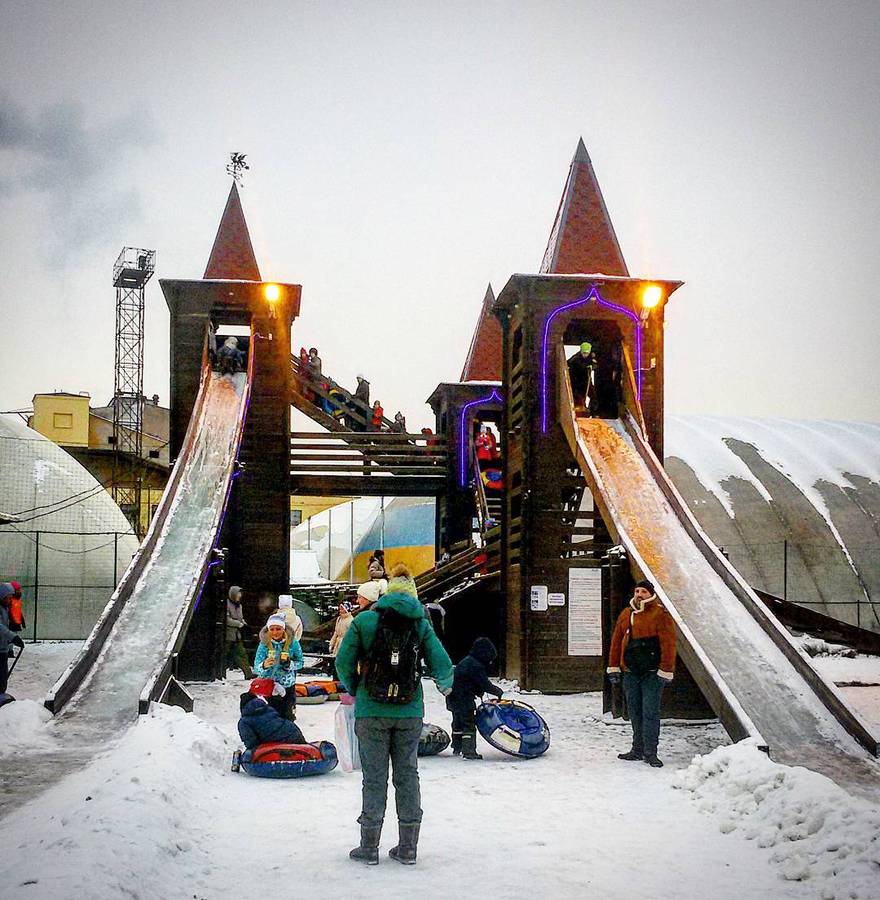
798, 635, 857, 658
0, 704, 234, 900
0, 699, 54, 753
675, 741, 880, 899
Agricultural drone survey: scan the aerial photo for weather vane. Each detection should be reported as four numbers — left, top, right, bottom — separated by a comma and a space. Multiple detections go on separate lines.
226, 152, 249, 185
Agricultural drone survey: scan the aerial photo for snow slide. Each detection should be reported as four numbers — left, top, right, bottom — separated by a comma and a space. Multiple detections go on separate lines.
559, 383, 879, 798
45, 362, 250, 725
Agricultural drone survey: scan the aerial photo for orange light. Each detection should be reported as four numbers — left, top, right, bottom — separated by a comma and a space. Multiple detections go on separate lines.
263, 283, 280, 302
641, 285, 663, 309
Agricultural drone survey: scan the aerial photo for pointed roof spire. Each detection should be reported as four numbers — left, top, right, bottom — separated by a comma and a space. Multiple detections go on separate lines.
204, 181, 261, 281
540, 138, 628, 276
460, 284, 503, 382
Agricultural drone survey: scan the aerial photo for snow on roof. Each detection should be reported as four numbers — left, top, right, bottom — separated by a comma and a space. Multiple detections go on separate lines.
666, 414, 880, 572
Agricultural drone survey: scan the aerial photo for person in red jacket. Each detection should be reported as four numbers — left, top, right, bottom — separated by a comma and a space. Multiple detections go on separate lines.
8, 582, 25, 632
607, 579, 676, 768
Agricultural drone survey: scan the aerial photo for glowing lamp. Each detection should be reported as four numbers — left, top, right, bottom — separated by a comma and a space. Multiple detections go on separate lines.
641, 285, 663, 310
263, 283, 281, 302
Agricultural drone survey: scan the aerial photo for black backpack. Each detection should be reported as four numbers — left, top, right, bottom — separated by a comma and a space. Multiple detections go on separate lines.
364, 609, 422, 704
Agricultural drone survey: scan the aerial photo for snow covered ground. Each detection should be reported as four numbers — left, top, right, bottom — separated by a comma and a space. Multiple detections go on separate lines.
1, 645, 879, 899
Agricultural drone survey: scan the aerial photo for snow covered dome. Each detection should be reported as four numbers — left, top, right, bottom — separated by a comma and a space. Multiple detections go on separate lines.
665, 416, 880, 634
0, 414, 140, 639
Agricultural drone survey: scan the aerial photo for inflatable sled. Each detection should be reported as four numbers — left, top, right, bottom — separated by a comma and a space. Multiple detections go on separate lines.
418, 723, 451, 757
476, 699, 550, 758
232, 740, 338, 778
295, 680, 348, 703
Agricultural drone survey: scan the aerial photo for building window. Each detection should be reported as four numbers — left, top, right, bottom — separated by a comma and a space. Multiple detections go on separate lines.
53, 413, 73, 429
292, 509, 303, 527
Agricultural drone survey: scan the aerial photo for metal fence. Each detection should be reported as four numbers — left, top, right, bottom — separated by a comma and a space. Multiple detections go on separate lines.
719, 539, 880, 632
1, 530, 134, 641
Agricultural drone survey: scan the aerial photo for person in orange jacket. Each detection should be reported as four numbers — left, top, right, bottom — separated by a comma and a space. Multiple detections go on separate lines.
8, 582, 25, 632
607, 579, 676, 768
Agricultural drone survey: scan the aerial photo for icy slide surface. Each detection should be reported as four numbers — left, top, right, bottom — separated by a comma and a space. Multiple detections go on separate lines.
576, 417, 880, 797
0, 372, 247, 817
62, 371, 247, 729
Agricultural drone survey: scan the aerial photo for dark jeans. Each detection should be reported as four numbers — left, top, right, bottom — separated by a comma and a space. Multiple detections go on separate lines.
450, 703, 476, 735
355, 717, 423, 827
623, 671, 665, 757
0, 652, 7, 694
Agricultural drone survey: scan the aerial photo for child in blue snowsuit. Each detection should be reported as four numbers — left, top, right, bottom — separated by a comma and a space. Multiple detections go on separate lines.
253, 613, 303, 720
447, 637, 504, 759
238, 678, 306, 749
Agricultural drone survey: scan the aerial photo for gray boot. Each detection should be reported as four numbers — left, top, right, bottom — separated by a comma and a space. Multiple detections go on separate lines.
388, 822, 420, 865
349, 823, 382, 865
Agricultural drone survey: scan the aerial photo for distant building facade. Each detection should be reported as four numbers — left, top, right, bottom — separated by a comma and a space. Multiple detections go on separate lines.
29, 391, 170, 536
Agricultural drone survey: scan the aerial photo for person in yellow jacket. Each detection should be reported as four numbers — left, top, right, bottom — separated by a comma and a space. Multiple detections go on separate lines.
607, 579, 676, 768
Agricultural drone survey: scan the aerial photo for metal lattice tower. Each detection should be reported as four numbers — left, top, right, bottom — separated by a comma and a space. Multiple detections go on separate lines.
112, 247, 155, 536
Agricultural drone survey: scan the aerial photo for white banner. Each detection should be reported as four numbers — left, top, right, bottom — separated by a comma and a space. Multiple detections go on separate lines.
568, 568, 602, 656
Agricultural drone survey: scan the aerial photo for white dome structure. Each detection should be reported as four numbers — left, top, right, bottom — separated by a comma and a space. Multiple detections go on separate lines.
0, 414, 140, 639
665, 416, 880, 634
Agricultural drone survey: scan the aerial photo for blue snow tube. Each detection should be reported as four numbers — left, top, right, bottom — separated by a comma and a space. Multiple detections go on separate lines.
238, 740, 338, 778
475, 699, 550, 758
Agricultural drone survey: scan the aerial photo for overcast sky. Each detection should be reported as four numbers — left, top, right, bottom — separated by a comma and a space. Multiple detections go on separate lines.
1, 0, 878, 429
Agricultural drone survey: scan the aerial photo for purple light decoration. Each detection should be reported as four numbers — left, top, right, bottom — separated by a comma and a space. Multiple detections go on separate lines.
540, 284, 642, 433
459, 389, 503, 487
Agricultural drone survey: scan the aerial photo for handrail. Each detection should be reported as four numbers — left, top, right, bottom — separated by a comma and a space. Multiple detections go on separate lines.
46, 338, 215, 714
555, 344, 765, 746
620, 343, 647, 435
290, 355, 395, 431
472, 442, 490, 534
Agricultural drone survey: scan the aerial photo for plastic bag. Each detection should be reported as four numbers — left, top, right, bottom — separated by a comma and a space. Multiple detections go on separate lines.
334, 699, 360, 772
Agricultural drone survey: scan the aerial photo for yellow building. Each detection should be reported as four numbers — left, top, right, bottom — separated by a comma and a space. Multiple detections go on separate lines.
30, 392, 171, 537
29, 392, 91, 447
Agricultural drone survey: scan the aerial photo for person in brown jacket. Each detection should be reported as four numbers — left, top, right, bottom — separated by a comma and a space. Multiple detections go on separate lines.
607, 579, 676, 768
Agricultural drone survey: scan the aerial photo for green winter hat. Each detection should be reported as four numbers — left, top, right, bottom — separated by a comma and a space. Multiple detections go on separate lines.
580, 341, 592, 354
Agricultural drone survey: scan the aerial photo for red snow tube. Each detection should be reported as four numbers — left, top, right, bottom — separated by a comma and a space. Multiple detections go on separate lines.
251, 742, 324, 764
236, 741, 339, 778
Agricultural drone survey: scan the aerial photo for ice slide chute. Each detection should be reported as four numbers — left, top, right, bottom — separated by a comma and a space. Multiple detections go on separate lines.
558, 349, 879, 794
45, 352, 250, 720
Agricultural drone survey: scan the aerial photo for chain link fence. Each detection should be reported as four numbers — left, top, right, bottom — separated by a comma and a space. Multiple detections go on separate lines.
1, 529, 136, 640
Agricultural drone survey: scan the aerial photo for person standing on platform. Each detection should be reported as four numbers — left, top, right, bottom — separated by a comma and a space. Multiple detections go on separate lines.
567, 341, 597, 413
606, 579, 676, 768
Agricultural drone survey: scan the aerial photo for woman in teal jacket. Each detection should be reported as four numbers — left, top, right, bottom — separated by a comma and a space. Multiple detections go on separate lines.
336, 563, 453, 867
254, 613, 303, 718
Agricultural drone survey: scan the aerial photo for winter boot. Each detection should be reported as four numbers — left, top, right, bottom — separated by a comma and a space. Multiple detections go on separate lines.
451, 732, 463, 756
618, 749, 644, 761
349, 823, 382, 865
388, 822, 420, 865
461, 732, 482, 760
644, 754, 664, 768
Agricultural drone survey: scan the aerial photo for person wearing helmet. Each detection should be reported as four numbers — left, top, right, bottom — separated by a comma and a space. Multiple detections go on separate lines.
567, 340, 598, 413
